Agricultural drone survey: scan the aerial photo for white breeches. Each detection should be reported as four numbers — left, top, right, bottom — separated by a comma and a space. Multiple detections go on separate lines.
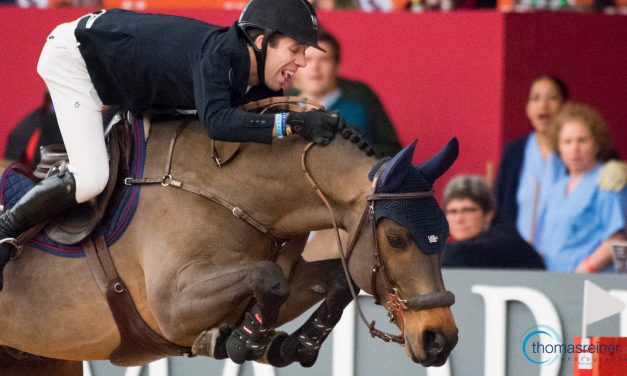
37, 18, 109, 204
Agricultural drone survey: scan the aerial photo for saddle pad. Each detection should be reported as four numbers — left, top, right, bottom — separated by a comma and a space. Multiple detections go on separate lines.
0, 117, 147, 258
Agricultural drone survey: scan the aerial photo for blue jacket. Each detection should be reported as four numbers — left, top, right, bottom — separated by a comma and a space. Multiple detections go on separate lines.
493, 134, 529, 228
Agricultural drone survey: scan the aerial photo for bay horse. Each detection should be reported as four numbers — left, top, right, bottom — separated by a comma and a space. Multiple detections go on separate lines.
0, 113, 458, 374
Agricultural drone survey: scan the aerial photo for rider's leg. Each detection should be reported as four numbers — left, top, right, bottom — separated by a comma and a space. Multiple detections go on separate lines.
0, 18, 108, 291
37, 18, 109, 204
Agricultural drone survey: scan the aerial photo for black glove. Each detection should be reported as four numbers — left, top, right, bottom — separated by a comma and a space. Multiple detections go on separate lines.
287, 110, 338, 146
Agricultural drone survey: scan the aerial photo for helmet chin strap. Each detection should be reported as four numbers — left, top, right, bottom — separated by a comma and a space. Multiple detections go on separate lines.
252, 32, 271, 86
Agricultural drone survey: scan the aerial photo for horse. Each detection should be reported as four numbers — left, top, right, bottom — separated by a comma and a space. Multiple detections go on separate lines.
0, 113, 458, 374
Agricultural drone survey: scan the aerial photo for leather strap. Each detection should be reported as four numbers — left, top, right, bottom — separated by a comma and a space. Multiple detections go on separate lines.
367, 191, 434, 201
82, 236, 191, 366
210, 140, 241, 167
124, 122, 275, 237
240, 96, 324, 112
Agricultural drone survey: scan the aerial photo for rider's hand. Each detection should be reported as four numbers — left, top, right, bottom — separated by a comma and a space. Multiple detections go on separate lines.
287, 110, 338, 146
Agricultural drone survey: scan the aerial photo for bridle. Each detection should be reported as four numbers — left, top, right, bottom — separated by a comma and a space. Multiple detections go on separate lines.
301, 143, 455, 345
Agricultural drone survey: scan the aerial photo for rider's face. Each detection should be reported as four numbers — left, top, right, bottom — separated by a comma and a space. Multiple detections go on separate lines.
261, 36, 309, 91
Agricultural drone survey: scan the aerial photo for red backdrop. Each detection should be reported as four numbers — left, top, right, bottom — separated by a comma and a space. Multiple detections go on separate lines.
0, 8, 625, 190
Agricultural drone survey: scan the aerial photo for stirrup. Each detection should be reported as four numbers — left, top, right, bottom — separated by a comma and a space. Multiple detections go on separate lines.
0, 238, 23, 260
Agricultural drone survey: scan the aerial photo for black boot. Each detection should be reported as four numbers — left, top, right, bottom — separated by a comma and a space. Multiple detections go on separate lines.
0, 170, 77, 291
225, 304, 274, 364
280, 302, 341, 367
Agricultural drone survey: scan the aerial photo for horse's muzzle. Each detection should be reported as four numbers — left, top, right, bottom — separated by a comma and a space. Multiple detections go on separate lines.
404, 326, 458, 366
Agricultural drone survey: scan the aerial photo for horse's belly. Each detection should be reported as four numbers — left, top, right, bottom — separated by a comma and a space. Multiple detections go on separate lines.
0, 249, 119, 360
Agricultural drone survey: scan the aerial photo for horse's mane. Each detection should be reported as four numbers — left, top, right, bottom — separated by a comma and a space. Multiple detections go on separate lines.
335, 118, 377, 157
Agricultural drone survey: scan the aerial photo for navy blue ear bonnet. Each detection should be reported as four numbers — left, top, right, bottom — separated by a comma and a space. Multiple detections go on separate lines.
368, 139, 459, 254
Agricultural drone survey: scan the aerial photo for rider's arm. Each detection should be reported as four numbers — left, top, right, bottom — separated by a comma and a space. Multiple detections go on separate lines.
194, 57, 282, 144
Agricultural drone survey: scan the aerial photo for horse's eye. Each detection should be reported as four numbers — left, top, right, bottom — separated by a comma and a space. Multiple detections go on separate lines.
387, 234, 407, 249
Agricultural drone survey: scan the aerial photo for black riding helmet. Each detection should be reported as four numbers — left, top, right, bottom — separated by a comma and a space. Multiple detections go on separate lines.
238, 0, 325, 85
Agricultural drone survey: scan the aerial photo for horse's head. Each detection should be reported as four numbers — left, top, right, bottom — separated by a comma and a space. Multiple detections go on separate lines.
347, 138, 459, 366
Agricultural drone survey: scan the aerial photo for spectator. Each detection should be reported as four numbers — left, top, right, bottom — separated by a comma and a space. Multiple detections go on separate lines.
535, 102, 627, 273
290, 29, 401, 157
493, 75, 626, 244
16, 0, 48, 7
442, 175, 545, 269
16, 0, 102, 7
3, 91, 63, 170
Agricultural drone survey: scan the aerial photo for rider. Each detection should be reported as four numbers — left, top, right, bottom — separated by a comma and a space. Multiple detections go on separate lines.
0, 0, 337, 296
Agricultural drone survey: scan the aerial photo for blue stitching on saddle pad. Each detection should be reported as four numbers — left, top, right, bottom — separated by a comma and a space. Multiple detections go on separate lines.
0, 118, 146, 258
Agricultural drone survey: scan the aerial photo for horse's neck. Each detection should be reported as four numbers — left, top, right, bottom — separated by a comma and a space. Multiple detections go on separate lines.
266, 140, 376, 235
148, 121, 377, 237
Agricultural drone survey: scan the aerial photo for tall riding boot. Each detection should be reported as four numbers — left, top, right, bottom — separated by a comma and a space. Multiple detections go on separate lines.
0, 170, 78, 291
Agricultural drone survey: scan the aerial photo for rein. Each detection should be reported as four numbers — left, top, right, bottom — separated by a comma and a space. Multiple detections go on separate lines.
300, 143, 455, 345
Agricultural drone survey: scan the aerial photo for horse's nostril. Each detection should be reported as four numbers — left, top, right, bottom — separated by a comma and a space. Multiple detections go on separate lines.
423, 329, 446, 356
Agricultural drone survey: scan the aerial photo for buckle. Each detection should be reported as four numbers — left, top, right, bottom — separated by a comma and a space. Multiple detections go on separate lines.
0, 238, 23, 260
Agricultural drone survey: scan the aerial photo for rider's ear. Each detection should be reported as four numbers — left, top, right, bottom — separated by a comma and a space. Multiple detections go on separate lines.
378, 140, 417, 192
254, 35, 265, 50
416, 137, 459, 185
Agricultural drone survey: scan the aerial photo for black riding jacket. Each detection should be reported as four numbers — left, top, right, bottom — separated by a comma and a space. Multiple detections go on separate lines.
75, 9, 280, 143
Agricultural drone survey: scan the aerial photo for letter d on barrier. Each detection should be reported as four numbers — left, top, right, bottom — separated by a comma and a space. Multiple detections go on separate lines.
471, 285, 562, 376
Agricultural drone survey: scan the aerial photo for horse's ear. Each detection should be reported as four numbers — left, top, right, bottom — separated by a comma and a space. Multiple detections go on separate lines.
416, 137, 459, 184
378, 140, 417, 191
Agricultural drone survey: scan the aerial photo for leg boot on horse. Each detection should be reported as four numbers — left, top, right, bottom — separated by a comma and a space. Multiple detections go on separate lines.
224, 261, 290, 364
276, 269, 357, 367
0, 170, 77, 291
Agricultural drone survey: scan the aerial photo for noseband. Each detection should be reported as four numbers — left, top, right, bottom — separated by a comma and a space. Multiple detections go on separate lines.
302, 144, 455, 345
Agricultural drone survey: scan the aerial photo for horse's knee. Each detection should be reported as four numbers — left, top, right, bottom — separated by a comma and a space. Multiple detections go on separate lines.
249, 261, 289, 302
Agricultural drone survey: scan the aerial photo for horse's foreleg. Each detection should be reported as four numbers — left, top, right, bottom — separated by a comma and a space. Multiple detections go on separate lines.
223, 260, 290, 364
147, 259, 288, 361
253, 258, 356, 368
155, 258, 290, 364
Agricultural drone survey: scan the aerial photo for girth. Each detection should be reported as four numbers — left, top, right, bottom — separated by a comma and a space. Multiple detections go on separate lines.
82, 236, 191, 366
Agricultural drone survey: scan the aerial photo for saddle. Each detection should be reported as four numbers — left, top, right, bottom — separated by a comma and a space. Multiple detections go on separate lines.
33, 114, 133, 245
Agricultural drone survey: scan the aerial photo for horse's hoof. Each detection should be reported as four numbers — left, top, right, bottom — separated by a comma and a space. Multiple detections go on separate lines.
265, 331, 296, 367
297, 348, 319, 368
289, 336, 320, 368
191, 326, 232, 359
225, 329, 250, 364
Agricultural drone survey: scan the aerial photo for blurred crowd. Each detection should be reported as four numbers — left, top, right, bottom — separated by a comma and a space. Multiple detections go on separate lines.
2, 0, 626, 12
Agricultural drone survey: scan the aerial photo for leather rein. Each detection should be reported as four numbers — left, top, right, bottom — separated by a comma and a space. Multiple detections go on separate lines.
300, 143, 455, 345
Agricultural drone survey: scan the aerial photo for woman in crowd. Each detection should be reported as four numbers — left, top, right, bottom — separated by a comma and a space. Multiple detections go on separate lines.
494, 75, 570, 243
535, 103, 627, 273
493, 75, 625, 245
442, 175, 544, 269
